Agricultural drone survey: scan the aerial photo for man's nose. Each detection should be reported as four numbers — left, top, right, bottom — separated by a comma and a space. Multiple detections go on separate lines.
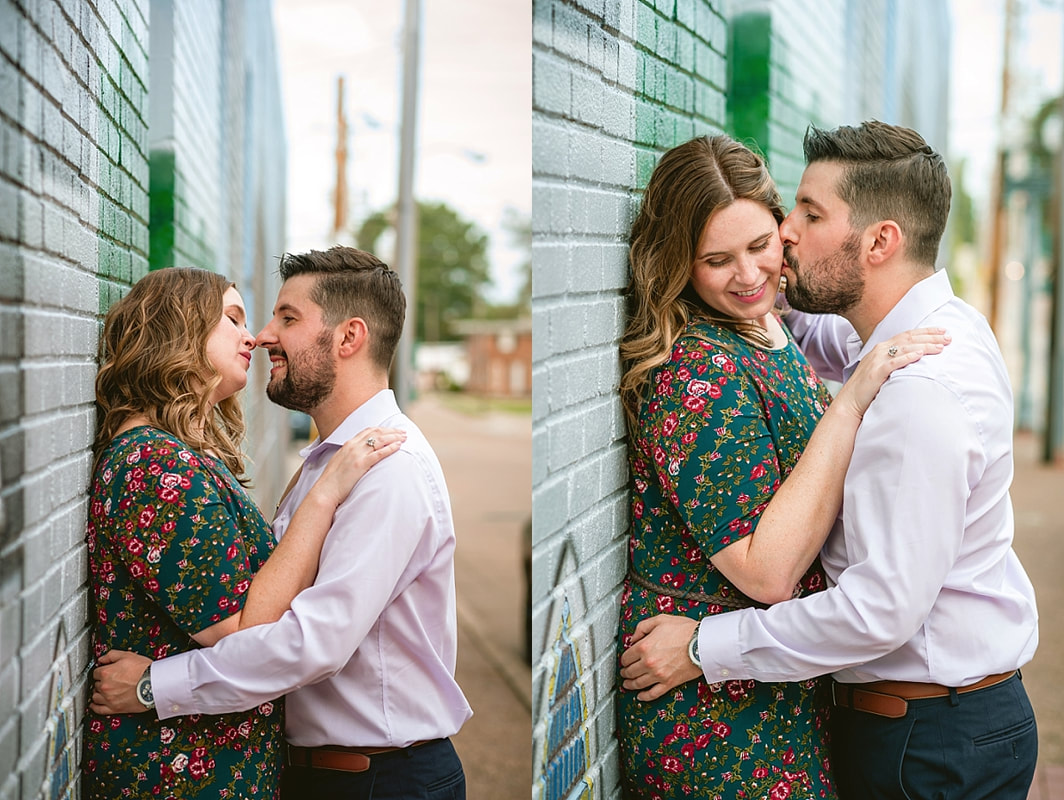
779, 212, 798, 245
255, 322, 276, 347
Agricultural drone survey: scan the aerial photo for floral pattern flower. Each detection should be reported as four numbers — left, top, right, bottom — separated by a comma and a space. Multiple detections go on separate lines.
82, 427, 284, 799
618, 321, 836, 799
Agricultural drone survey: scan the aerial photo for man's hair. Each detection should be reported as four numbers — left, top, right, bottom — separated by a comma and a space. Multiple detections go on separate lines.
94, 267, 248, 480
279, 246, 406, 372
803, 120, 951, 268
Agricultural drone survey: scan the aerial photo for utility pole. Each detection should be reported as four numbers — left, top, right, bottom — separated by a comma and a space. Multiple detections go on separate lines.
393, 0, 421, 410
986, 0, 1016, 334
332, 75, 349, 240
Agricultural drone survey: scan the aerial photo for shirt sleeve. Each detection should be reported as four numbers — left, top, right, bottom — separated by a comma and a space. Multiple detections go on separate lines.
782, 311, 855, 383
152, 447, 435, 718
696, 373, 973, 682
106, 440, 256, 637
641, 336, 781, 558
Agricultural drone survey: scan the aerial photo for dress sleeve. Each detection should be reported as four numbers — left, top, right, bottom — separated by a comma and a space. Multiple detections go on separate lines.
639, 336, 780, 558
103, 437, 257, 636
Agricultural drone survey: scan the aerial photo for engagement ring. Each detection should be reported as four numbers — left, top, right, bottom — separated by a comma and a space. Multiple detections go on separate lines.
366, 437, 377, 448
887, 346, 898, 357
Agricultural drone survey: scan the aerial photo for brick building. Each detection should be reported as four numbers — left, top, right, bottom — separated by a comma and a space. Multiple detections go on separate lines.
455, 317, 533, 398
0, 2, 286, 797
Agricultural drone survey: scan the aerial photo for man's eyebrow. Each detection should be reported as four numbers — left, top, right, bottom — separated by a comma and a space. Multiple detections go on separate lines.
274, 302, 300, 315
795, 194, 825, 211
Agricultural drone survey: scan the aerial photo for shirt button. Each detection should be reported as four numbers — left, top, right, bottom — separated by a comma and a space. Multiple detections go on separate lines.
720, 669, 730, 678
171, 705, 179, 712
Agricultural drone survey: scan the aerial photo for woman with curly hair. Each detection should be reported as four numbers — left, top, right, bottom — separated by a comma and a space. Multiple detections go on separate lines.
614, 135, 948, 799
81, 267, 403, 799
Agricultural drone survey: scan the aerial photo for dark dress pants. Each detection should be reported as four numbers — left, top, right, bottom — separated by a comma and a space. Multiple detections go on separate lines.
281, 738, 465, 800
832, 672, 1037, 800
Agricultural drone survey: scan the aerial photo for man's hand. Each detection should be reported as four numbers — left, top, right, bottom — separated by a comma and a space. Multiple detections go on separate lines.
619, 615, 702, 701
90, 650, 153, 715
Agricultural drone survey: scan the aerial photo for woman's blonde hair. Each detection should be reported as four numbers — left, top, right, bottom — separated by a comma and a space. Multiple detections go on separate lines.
619, 135, 785, 430
93, 267, 248, 480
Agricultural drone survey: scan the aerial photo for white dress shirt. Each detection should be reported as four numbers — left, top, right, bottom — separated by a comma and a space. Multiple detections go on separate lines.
697, 269, 1038, 686
151, 390, 472, 747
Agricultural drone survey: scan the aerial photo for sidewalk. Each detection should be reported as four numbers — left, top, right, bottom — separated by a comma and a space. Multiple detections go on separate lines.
1012, 432, 1064, 800
406, 394, 532, 799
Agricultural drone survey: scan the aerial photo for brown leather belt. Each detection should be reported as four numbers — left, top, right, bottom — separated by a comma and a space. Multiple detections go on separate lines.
286, 740, 432, 773
832, 670, 1017, 719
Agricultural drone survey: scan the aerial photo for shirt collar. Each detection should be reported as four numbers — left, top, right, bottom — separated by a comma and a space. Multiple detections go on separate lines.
844, 269, 955, 378
299, 389, 400, 458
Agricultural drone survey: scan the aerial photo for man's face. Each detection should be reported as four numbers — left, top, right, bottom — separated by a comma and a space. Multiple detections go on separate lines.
779, 161, 866, 315
256, 275, 337, 413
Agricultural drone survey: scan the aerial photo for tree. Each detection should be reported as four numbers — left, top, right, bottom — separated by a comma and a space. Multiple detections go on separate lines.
355, 201, 491, 341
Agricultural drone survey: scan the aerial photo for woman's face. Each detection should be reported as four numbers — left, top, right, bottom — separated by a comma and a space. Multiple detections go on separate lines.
688, 198, 783, 324
205, 286, 256, 405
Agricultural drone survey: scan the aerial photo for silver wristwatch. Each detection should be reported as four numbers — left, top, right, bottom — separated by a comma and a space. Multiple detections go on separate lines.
687, 624, 701, 668
136, 667, 155, 710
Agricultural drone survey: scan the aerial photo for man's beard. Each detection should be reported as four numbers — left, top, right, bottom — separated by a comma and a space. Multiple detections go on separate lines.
266, 329, 337, 412
783, 232, 865, 315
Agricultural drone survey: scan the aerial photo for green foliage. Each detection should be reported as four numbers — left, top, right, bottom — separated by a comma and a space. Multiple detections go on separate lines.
356, 201, 491, 341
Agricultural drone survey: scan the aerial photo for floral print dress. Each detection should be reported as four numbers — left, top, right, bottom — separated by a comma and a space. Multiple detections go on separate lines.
82, 427, 284, 799
618, 320, 837, 800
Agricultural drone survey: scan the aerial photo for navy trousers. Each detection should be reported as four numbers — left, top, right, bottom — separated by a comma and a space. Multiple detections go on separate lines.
831, 672, 1037, 800
280, 738, 466, 800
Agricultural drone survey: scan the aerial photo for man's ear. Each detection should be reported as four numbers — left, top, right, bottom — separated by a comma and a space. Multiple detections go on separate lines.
866, 220, 902, 265
337, 317, 370, 358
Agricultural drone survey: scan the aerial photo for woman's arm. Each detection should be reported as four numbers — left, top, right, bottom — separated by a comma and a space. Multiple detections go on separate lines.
710, 328, 949, 604
191, 426, 406, 645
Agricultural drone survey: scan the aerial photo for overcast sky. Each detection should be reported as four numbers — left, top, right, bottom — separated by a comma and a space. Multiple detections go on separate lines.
272, 0, 530, 303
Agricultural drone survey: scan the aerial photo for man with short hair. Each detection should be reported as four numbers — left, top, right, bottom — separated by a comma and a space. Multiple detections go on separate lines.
620, 121, 1039, 798
94, 246, 471, 798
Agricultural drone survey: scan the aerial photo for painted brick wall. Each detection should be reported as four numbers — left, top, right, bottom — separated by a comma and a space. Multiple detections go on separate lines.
530, 2, 728, 798
0, 2, 151, 798
0, 2, 287, 798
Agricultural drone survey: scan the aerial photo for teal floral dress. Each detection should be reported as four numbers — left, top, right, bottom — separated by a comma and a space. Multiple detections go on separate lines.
618, 320, 837, 800
82, 427, 284, 799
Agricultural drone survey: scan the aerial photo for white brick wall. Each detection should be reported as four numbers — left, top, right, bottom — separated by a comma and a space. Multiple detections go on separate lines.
0, 2, 287, 798
531, 2, 726, 798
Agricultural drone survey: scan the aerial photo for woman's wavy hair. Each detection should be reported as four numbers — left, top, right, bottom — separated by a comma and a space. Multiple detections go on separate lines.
620, 135, 785, 431
93, 267, 248, 481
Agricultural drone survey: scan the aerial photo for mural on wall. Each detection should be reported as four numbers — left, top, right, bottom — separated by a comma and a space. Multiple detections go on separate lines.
47, 623, 75, 800
535, 540, 594, 800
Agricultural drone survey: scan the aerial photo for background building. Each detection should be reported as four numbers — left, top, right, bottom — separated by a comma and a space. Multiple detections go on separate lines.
530, 2, 950, 798
0, 1, 286, 797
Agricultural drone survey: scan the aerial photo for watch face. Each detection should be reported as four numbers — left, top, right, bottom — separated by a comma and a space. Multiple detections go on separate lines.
138, 675, 154, 705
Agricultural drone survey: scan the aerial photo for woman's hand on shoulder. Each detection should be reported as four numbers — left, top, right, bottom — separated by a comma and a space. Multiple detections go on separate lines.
834, 327, 951, 419
310, 427, 407, 508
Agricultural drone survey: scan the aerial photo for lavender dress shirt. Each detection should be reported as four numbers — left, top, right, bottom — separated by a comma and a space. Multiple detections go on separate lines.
151, 390, 472, 747
696, 269, 1038, 686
